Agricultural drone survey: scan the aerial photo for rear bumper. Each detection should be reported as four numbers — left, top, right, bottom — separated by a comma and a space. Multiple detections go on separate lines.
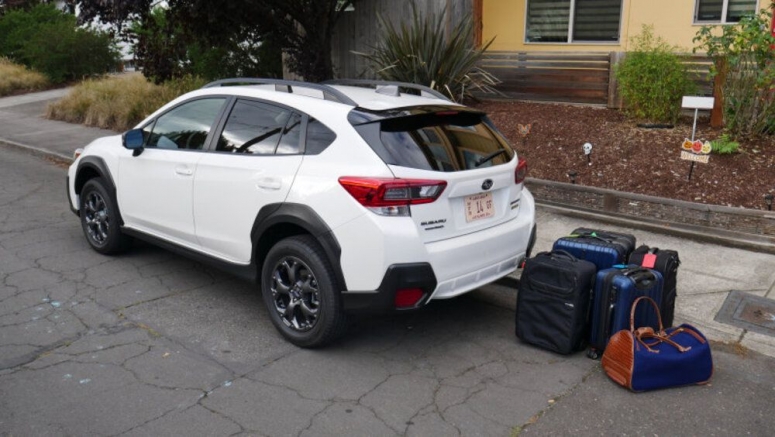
427, 189, 536, 300
341, 263, 436, 313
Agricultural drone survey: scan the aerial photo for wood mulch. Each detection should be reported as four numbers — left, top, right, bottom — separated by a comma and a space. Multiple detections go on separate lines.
472, 100, 775, 211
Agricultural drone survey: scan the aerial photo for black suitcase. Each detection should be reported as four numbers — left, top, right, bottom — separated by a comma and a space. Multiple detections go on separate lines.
552, 228, 636, 271
628, 246, 680, 327
516, 250, 597, 354
587, 266, 663, 359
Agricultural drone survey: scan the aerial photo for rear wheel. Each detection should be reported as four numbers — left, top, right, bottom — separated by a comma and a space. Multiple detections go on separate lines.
261, 235, 347, 347
80, 177, 132, 254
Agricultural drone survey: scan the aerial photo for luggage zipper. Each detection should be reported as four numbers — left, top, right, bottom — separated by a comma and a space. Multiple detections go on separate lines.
603, 285, 618, 342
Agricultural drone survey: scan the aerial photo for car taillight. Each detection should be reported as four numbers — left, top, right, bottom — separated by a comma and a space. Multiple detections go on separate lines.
338, 177, 447, 217
515, 159, 527, 184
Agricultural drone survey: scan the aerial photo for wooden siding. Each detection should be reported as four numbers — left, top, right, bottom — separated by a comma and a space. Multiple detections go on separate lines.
478, 51, 611, 104
331, 0, 473, 79
477, 51, 713, 105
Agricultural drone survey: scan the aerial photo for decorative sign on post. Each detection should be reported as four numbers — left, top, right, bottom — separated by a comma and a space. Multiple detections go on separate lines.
681, 96, 715, 180
680, 139, 712, 164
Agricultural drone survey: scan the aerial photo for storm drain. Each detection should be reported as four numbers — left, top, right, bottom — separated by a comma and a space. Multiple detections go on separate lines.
715, 291, 775, 337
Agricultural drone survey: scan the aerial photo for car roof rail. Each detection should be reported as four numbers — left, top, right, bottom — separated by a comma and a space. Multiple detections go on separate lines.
201, 78, 358, 106
322, 79, 452, 102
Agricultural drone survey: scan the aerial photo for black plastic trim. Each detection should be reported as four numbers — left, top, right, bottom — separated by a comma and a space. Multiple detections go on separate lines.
341, 263, 437, 313
75, 156, 123, 225
122, 227, 258, 283
250, 203, 346, 290
66, 175, 78, 216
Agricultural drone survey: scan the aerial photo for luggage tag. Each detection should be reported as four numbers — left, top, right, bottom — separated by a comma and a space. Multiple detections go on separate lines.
642, 254, 657, 269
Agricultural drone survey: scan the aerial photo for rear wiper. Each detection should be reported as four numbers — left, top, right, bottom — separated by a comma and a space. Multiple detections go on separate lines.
474, 149, 507, 167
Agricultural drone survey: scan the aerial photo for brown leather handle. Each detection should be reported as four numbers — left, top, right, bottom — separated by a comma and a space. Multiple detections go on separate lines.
629, 296, 664, 333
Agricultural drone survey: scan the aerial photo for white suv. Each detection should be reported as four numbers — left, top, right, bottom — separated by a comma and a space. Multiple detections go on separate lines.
66, 79, 537, 347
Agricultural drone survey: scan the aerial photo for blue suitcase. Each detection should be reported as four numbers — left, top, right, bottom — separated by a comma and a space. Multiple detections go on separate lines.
552, 228, 636, 271
587, 266, 663, 359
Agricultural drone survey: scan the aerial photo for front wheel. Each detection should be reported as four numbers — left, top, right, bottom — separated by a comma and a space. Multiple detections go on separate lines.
79, 177, 132, 254
261, 235, 347, 347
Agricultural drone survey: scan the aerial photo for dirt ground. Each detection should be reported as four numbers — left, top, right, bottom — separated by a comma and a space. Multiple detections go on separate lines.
473, 100, 775, 211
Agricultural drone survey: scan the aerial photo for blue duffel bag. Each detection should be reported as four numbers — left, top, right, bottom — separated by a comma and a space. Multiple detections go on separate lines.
601, 296, 713, 392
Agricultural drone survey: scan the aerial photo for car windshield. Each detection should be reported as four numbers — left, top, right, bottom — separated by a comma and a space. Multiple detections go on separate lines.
352, 109, 515, 172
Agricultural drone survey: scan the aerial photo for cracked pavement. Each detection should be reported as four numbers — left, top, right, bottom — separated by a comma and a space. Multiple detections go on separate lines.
2, 145, 775, 436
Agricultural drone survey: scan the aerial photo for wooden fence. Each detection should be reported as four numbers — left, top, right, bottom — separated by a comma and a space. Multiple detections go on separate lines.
477, 51, 714, 107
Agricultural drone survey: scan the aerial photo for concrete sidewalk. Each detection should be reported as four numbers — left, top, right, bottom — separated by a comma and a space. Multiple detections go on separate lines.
2, 89, 775, 358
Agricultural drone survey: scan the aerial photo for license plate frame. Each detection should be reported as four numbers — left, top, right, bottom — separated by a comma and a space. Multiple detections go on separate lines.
464, 192, 495, 223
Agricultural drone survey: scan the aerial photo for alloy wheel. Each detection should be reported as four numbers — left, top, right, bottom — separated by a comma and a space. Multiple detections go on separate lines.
83, 191, 109, 245
270, 256, 321, 331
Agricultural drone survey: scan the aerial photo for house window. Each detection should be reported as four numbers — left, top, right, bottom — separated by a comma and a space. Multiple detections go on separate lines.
695, 0, 758, 23
526, 0, 623, 43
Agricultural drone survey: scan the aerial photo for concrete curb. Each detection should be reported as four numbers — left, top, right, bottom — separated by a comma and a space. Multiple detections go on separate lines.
0, 137, 73, 165
526, 178, 775, 254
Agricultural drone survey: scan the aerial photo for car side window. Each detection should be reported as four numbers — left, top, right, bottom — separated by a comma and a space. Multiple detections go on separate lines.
216, 99, 292, 154
143, 98, 226, 150
305, 118, 337, 155
276, 112, 303, 155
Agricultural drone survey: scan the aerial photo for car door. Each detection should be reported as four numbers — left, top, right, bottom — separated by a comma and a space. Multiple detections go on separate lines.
193, 98, 305, 263
118, 97, 227, 249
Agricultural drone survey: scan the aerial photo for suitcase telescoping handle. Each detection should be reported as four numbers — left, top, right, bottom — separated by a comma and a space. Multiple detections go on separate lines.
621, 267, 657, 284
569, 231, 609, 243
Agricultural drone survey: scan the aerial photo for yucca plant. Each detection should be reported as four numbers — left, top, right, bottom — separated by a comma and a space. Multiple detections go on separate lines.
353, 3, 500, 102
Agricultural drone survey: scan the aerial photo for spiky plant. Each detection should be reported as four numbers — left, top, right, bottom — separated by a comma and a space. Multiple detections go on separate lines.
353, 3, 500, 102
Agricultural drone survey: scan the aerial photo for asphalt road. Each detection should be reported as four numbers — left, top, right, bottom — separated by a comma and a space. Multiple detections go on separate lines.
1, 145, 774, 436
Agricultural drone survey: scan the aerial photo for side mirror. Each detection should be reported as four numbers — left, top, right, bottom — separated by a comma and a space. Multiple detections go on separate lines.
122, 129, 145, 156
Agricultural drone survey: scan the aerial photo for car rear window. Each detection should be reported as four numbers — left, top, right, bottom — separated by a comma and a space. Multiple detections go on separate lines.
352, 110, 515, 172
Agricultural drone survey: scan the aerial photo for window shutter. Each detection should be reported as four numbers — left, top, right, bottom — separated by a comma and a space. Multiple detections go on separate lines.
726, 0, 757, 22
572, 0, 622, 41
526, 0, 571, 42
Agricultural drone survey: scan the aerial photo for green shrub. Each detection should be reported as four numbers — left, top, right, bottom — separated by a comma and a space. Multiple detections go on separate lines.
616, 25, 696, 124
0, 4, 119, 84
0, 57, 48, 96
694, 9, 775, 138
353, 2, 498, 102
710, 134, 741, 155
46, 74, 207, 131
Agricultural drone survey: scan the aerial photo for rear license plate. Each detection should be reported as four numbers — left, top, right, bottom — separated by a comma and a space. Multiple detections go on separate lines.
465, 192, 495, 222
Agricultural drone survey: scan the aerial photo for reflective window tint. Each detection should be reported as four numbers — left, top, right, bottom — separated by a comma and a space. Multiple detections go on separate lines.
368, 111, 514, 172
305, 118, 337, 155
143, 98, 226, 150
217, 100, 292, 154
276, 113, 303, 155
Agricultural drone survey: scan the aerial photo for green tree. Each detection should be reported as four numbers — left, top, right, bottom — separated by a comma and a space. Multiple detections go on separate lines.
694, 7, 775, 137
0, 3, 119, 83
75, 0, 357, 81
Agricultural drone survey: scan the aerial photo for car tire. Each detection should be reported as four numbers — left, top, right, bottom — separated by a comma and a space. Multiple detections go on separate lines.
79, 177, 132, 254
261, 235, 347, 348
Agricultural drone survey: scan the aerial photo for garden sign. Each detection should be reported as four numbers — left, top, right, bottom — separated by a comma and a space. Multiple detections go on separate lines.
680, 96, 714, 180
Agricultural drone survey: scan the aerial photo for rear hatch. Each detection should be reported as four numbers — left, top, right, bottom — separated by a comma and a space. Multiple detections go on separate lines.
348, 107, 527, 243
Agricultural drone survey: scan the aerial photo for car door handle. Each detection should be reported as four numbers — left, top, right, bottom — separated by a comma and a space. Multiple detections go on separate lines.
256, 178, 282, 190
175, 166, 193, 176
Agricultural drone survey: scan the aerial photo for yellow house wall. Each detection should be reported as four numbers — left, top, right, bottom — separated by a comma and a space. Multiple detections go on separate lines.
482, 0, 765, 52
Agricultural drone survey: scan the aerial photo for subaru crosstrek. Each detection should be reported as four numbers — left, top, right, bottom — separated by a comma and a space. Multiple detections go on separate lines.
67, 78, 537, 347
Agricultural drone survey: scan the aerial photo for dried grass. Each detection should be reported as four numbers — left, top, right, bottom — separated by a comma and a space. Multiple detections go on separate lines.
46, 74, 206, 131
0, 57, 49, 96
